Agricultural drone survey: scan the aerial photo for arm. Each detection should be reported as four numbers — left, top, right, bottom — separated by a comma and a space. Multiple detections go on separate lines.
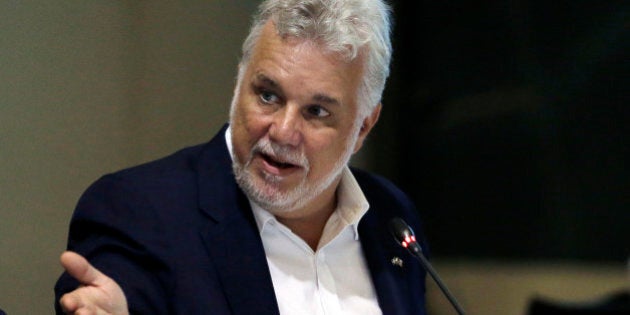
55, 174, 172, 314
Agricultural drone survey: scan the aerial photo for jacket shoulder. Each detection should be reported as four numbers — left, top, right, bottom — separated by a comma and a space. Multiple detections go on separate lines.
351, 167, 416, 212
111, 143, 207, 182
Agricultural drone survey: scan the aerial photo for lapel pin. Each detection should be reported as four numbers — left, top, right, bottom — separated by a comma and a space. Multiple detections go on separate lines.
391, 256, 404, 268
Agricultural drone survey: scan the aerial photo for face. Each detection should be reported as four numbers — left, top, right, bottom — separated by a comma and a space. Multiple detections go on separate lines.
230, 21, 380, 217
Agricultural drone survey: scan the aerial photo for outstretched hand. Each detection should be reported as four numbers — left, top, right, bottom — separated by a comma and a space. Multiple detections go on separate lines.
59, 251, 129, 315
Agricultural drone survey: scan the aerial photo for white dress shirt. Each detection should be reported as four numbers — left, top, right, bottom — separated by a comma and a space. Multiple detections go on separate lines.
226, 127, 382, 315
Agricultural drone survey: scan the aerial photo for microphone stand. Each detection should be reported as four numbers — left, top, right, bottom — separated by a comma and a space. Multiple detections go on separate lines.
407, 245, 466, 315
389, 218, 466, 315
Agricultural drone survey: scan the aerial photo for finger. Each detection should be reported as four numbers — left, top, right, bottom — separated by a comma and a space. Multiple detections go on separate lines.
74, 307, 99, 315
60, 287, 114, 315
75, 307, 98, 315
60, 251, 108, 286
59, 291, 82, 313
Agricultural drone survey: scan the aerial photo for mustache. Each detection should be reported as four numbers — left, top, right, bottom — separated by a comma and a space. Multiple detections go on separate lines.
251, 137, 308, 168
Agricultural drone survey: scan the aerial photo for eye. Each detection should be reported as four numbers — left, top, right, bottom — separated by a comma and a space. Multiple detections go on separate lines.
305, 105, 331, 118
259, 90, 279, 104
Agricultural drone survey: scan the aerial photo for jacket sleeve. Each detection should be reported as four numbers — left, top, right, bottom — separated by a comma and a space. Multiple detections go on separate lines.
54, 174, 173, 315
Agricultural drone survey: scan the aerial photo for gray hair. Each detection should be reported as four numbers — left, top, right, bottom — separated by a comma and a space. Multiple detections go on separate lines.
239, 0, 393, 119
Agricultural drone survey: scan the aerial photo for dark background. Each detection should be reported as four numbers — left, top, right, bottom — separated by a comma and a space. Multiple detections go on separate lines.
371, 0, 629, 262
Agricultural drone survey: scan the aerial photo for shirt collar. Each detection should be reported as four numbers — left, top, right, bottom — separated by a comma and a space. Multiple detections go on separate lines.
250, 166, 369, 240
335, 166, 370, 239
225, 125, 234, 160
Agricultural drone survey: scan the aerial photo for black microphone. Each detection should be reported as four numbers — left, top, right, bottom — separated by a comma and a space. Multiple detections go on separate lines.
388, 217, 467, 315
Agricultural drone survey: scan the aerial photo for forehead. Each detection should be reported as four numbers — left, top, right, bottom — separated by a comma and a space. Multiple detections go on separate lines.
244, 21, 365, 104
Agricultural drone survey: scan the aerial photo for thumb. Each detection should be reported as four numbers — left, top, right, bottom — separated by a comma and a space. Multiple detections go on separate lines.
60, 251, 108, 286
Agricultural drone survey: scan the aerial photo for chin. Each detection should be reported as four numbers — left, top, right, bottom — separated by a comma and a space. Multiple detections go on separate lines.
233, 162, 305, 211
253, 178, 311, 211
233, 147, 348, 214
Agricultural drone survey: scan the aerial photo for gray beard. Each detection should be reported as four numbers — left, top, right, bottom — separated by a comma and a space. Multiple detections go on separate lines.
233, 162, 322, 214
231, 139, 355, 215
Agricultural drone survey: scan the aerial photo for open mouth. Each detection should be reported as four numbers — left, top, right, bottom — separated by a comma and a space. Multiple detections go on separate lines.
260, 153, 299, 170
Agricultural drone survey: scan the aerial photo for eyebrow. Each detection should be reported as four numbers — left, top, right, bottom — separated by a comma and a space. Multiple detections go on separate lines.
253, 73, 341, 107
254, 73, 279, 89
312, 93, 340, 107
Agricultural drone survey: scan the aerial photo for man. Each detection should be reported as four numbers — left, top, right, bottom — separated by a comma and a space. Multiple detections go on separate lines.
55, 0, 427, 314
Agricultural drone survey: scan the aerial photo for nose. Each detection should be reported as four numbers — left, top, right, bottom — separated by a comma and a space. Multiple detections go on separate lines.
268, 105, 302, 147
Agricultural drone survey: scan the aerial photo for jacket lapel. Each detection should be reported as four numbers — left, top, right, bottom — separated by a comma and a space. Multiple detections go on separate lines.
197, 126, 280, 315
192, 126, 419, 315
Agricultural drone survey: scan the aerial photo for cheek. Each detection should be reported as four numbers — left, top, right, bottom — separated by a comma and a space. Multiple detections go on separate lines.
232, 105, 267, 160
305, 130, 353, 172
233, 97, 268, 133
243, 114, 272, 143
237, 94, 273, 130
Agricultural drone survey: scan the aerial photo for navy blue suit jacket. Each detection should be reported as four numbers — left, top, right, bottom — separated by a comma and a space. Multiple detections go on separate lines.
55, 126, 427, 314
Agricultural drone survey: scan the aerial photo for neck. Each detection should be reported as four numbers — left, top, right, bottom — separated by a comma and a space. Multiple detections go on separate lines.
276, 197, 336, 251
275, 181, 339, 251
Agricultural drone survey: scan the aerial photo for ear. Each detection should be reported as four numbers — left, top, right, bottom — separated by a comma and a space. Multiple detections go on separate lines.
353, 103, 382, 154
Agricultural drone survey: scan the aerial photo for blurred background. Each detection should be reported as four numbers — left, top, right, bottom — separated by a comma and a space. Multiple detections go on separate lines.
1, 1, 627, 314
